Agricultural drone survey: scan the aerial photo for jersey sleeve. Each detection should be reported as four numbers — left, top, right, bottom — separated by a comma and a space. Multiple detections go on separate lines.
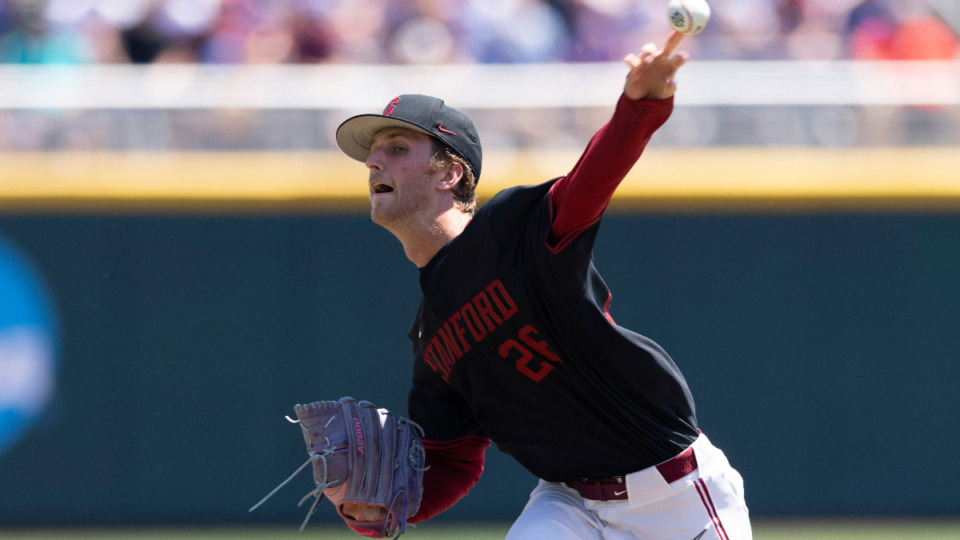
546, 94, 673, 252
408, 375, 488, 441
407, 360, 492, 522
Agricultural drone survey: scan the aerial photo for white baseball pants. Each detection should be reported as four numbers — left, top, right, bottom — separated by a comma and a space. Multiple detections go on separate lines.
505, 432, 751, 540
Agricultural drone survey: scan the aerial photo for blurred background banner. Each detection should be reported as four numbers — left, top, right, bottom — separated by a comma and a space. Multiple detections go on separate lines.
0, 0, 958, 528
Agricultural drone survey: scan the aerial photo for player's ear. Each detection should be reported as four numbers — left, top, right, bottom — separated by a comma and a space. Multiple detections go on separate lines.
436, 161, 464, 192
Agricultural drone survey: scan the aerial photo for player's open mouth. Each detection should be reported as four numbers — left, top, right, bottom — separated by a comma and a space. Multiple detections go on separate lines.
372, 183, 394, 194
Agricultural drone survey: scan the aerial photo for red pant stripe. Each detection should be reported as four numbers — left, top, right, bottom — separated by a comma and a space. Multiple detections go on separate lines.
695, 479, 730, 540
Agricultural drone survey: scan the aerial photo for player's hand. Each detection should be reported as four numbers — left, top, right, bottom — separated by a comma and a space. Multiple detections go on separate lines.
341, 502, 388, 522
622, 32, 689, 100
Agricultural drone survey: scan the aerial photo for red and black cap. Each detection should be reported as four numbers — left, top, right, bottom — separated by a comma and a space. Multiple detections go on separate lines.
336, 94, 483, 181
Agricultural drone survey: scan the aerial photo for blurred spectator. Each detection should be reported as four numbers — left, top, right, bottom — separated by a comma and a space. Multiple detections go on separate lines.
319, 0, 389, 63
385, 0, 467, 64
287, 3, 334, 63
122, 0, 221, 63
0, 0, 957, 152
888, 1, 959, 60
845, 0, 896, 59
199, 0, 292, 64
0, 0, 956, 64
0, 0, 91, 63
783, 1, 854, 59
562, 0, 656, 62
463, 0, 571, 63
846, 0, 959, 60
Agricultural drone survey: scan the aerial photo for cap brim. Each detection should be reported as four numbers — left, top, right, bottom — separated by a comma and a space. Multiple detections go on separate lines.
336, 115, 434, 163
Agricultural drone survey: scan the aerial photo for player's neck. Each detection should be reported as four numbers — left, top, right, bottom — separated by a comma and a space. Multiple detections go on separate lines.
399, 208, 472, 268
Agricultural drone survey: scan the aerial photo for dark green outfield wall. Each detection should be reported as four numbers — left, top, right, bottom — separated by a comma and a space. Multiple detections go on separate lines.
0, 212, 958, 526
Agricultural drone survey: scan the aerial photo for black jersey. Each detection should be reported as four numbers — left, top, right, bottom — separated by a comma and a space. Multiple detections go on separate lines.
408, 179, 699, 483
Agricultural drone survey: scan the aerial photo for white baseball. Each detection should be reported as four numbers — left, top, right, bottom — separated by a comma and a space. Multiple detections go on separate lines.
667, 0, 711, 36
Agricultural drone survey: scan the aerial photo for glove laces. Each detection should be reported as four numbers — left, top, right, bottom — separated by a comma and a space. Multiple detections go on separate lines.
248, 416, 340, 532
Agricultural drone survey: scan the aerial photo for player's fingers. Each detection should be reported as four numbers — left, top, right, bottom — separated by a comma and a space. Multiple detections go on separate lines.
341, 503, 387, 522
662, 31, 684, 57
639, 54, 655, 67
639, 42, 658, 62
667, 50, 690, 71
622, 53, 641, 69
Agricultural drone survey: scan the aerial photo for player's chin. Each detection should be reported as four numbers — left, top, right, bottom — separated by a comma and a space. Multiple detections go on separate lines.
370, 198, 388, 213
370, 204, 399, 228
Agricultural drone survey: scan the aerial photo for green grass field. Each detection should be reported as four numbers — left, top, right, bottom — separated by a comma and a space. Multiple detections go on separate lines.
2, 520, 960, 540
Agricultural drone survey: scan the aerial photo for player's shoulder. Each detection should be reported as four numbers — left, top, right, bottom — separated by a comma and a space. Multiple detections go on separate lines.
473, 180, 555, 239
481, 178, 559, 217
476, 178, 559, 238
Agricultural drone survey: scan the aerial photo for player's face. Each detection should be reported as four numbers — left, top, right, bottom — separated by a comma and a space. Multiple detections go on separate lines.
365, 128, 439, 231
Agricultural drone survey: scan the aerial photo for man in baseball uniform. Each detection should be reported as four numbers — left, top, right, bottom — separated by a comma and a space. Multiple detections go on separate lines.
335, 34, 751, 539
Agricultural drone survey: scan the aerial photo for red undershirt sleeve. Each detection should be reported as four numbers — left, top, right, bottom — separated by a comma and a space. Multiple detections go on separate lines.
409, 436, 491, 524
546, 94, 674, 252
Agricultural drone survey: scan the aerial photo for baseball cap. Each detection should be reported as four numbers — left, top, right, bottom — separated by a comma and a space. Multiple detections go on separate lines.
336, 94, 483, 181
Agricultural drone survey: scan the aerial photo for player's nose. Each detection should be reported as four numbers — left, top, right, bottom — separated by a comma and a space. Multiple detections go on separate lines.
364, 149, 384, 171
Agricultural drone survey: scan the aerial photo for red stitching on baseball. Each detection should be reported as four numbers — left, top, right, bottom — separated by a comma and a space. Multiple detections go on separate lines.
682, 1, 693, 33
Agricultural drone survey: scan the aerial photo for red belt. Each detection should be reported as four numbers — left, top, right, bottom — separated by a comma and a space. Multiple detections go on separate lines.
565, 446, 698, 501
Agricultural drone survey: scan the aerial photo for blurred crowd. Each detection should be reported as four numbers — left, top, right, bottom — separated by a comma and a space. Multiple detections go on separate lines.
0, 0, 957, 65
0, 0, 957, 151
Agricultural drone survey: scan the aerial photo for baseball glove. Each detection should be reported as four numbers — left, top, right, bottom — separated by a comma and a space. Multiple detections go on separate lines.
249, 397, 426, 538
